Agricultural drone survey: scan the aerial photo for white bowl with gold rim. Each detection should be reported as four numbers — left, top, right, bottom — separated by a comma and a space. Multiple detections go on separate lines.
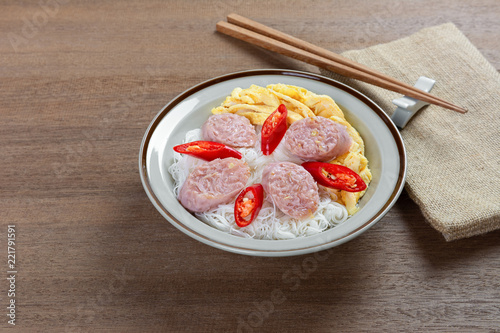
139, 69, 406, 257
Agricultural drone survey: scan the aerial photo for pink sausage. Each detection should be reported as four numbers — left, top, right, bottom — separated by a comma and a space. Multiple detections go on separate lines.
261, 162, 319, 219
201, 113, 257, 148
178, 158, 250, 213
284, 116, 352, 162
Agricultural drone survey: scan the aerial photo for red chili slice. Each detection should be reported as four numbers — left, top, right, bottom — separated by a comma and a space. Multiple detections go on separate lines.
302, 162, 367, 192
173, 141, 242, 161
261, 104, 288, 155
234, 184, 264, 227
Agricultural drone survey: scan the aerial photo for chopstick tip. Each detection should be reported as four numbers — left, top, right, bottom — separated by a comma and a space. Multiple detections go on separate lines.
215, 20, 227, 31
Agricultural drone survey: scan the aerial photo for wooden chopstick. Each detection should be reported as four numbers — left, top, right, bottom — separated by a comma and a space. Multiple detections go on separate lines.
217, 15, 467, 114
227, 14, 463, 113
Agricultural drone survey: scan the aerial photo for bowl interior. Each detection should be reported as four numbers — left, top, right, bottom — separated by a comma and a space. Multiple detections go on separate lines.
140, 70, 406, 257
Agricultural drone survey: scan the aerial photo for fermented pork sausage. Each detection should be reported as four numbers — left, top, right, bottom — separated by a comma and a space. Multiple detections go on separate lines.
178, 157, 250, 212
284, 116, 352, 161
201, 113, 257, 148
261, 162, 319, 219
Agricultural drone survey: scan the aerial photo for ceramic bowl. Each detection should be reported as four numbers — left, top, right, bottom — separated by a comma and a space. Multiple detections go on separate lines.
139, 69, 406, 257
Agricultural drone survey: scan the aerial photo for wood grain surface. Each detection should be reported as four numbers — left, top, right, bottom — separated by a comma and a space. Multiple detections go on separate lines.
1, 1, 499, 332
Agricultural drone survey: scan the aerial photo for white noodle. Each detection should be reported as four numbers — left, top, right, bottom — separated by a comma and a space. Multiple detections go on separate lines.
167, 128, 349, 240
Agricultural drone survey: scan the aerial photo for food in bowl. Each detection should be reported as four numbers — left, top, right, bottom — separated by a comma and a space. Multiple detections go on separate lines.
168, 84, 372, 240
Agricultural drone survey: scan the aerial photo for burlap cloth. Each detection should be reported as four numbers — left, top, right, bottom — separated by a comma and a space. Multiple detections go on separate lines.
320, 23, 500, 241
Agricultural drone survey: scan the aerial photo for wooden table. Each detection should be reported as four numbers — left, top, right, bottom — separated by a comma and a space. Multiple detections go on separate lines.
1, 1, 499, 331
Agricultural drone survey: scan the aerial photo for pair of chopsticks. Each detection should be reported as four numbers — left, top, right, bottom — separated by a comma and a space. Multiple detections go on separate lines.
216, 14, 467, 114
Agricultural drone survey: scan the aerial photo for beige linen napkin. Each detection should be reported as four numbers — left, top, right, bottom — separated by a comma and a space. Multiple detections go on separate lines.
321, 23, 500, 241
